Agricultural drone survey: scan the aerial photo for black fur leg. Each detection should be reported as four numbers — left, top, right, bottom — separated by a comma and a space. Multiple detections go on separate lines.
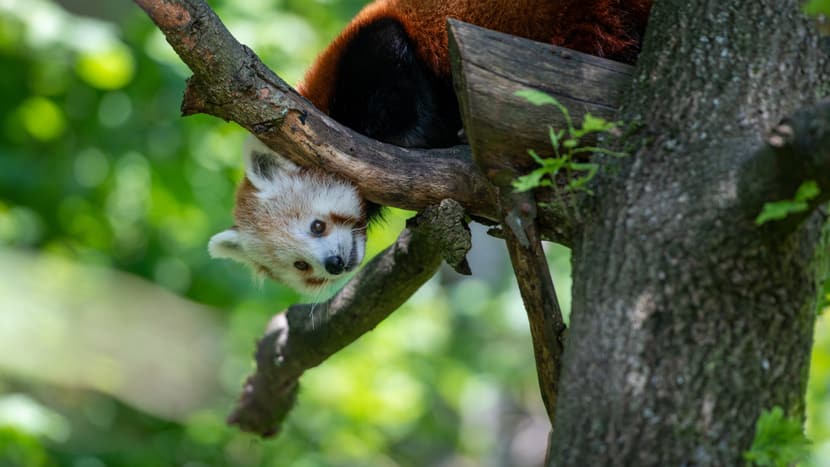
329, 18, 462, 148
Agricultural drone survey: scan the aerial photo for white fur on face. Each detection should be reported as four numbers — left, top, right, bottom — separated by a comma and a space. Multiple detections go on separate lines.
209, 136, 367, 300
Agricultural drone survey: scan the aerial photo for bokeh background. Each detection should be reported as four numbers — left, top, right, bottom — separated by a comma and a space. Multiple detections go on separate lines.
0, 1, 827, 466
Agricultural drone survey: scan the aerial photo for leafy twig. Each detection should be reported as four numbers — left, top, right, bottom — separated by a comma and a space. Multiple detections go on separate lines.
512, 90, 626, 198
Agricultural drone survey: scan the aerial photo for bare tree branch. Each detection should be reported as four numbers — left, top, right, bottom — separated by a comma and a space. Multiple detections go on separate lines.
227, 200, 471, 437
448, 20, 574, 429
498, 190, 567, 424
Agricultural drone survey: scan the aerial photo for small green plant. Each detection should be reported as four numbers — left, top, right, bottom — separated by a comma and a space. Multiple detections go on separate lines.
755, 181, 821, 226
744, 406, 811, 467
511, 89, 627, 196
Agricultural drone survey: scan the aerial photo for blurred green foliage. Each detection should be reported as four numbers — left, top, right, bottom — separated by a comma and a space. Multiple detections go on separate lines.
0, 1, 827, 466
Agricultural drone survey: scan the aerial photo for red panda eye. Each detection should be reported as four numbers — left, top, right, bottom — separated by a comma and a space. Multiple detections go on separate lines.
293, 261, 310, 271
310, 220, 326, 236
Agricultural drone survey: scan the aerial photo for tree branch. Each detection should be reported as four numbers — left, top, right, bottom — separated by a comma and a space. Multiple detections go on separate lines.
133, 0, 634, 246
448, 20, 635, 244
134, 0, 496, 218
227, 200, 471, 437
498, 190, 567, 424
739, 98, 830, 235
442, 21, 577, 434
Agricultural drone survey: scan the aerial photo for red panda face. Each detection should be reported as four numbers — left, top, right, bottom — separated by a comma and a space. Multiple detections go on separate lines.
209, 137, 367, 300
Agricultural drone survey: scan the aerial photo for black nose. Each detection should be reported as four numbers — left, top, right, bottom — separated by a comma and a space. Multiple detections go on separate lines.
324, 255, 345, 275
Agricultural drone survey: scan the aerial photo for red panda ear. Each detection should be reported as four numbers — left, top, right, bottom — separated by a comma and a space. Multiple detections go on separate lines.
243, 135, 299, 191
208, 228, 250, 264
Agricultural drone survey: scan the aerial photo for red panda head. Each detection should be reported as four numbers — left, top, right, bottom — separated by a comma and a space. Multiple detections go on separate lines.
209, 137, 367, 300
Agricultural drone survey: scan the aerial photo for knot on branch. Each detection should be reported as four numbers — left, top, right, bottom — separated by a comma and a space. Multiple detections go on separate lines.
408, 199, 472, 274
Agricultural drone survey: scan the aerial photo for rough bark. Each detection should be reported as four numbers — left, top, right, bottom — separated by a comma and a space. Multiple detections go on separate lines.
549, 1, 830, 465
498, 189, 567, 424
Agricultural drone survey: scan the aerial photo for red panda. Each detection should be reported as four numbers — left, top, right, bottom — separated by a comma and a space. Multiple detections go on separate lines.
299, 0, 651, 148
209, 137, 367, 299
210, 0, 652, 297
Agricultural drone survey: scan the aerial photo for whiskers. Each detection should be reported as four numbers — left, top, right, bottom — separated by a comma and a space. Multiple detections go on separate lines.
306, 280, 334, 330
251, 268, 267, 288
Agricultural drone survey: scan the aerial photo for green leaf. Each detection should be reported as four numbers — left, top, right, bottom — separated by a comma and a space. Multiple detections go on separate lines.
566, 162, 599, 193
512, 169, 550, 192
567, 162, 599, 174
755, 200, 808, 225
581, 113, 616, 133
755, 181, 821, 225
744, 407, 810, 467
527, 149, 546, 165
541, 157, 567, 173
513, 90, 627, 197
514, 89, 573, 130
571, 113, 618, 139
794, 180, 820, 202
514, 89, 560, 107
549, 127, 564, 157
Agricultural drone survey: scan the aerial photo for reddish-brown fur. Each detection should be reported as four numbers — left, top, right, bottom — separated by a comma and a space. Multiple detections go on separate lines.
299, 0, 652, 113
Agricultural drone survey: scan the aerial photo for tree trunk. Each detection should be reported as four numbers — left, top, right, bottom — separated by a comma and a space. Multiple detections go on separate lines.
134, 0, 830, 461
549, 1, 829, 465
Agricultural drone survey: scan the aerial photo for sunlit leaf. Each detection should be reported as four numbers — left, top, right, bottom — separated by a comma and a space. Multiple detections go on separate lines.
756, 181, 821, 225
573, 113, 619, 139
755, 200, 807, 225
513, 168, 551, 192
